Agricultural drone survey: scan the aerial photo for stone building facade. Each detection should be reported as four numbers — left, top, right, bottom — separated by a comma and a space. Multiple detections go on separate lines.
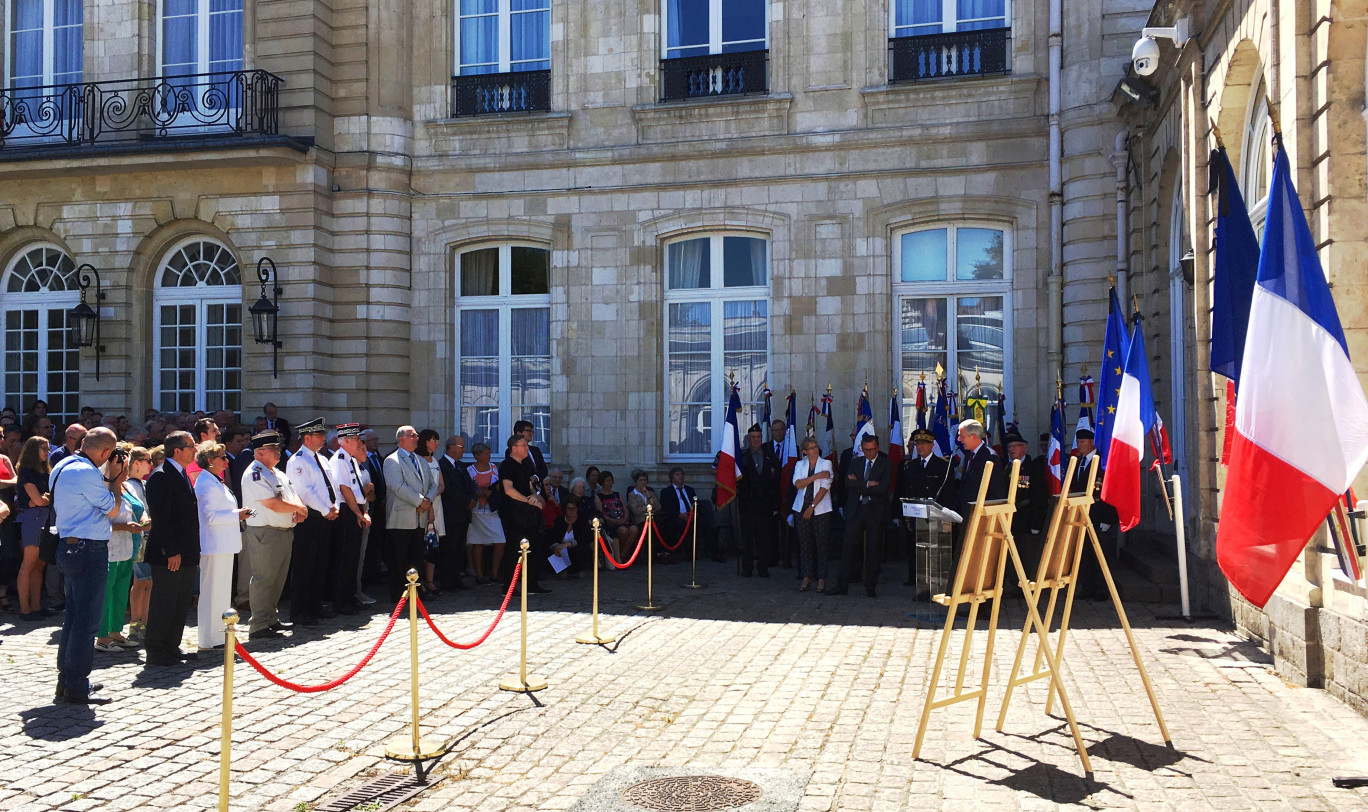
1117, 0, 1368, 713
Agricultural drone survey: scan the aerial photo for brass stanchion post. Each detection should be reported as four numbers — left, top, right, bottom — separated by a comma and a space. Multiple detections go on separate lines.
218, 609, 237, 812
683, 497, 704, 589
386, 569, 446, 775
636, 505, 665, 611
500, 541, 547, 692
577, 519, 616, 644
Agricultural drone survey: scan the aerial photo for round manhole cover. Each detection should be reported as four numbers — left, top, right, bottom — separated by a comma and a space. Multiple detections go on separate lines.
620, 775, 764, 811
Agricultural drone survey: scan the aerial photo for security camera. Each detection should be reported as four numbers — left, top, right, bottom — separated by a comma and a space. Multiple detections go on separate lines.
1131, 18, 1190, 78
1132, 36, 1161, 76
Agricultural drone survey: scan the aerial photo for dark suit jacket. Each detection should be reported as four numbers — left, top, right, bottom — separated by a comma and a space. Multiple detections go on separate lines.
659, 483, 697, 518
1071, 452, 1119, 525
528, 445, 548, 481
269, 418, 292, 449
366, 451, 387, 504
898, 454, 955, 506
439, 456, 475, 527
831, 447, 856, 509
953, 444, 1008, 519
736, 445, 781, 513
144, 461, 201, 568
227, 452, 252, 506
843, 452, 892, 517
1012, 454, 1052, 535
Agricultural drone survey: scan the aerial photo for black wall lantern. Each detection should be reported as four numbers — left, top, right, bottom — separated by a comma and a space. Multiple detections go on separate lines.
249, 257, 283, 378
68, 264, 104, 380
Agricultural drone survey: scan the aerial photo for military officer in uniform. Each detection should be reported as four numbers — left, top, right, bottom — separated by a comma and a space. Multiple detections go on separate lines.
241, 431, 306, 640
329, 424, 370, 615
897, 428, 955, 586
287, 418, 340, 625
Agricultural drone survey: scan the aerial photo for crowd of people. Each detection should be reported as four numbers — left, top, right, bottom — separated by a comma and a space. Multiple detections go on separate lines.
0, 398, 1113, 705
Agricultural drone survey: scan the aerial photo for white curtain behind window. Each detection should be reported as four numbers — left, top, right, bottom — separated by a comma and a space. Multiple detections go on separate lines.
208, 0, 244, 73
668, 239, 707, 290
510, 0, 549, 71
461, 248, 499, 296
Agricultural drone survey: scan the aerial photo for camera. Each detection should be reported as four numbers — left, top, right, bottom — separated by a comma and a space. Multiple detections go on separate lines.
109, 447, 127, 465
1131, 36, 1160, 77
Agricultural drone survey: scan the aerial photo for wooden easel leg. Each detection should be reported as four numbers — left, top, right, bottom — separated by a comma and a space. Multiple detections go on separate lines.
1086, 523, 1172, 743
1046, 525, 1087, 715
1008, 540, 1093, 774
913, 595, 962, 760
955, 599, 981, 694
996, 593, 1037, 731
975, 534, 1011, 738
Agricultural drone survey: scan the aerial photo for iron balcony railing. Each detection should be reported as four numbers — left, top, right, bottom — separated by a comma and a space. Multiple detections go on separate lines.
0, 69, 282, 149
889, 28, 1011, 83
451, 69, 551, 116
660, 49, 768, 102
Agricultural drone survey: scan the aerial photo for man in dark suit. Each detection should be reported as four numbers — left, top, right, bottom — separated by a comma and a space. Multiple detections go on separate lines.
439, 435, 474, 590
263, 402, 292, 449
736, 424, 781, 577
897, 428, 955, 586
660, 466, 717, 561
362, 428, 387, 586
829, 429, 858, 514
826, 434, 892, 596
952, 420, 1008, 521
143, 431, 202, 666
1072, 428, 1116, 600
514, 420, 548, 481
1004, 428, 1051, 577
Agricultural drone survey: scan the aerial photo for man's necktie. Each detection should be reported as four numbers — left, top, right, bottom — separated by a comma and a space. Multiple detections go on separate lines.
350, 457, 364, 496
312, 450, 336, 502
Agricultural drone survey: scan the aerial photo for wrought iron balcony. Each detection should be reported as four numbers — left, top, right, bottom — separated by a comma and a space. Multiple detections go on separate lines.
889, 29, 1011, 83
451, 70, 551, 116
660, 50, 768, 102
0, 69, 282, 149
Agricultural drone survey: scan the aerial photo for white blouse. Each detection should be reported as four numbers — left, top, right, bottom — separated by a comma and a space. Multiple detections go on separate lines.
791, 456, 834, 516
195, 471, 243, 556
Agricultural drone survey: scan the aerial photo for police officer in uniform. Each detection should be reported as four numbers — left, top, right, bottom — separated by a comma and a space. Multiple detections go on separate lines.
330, 424, 371, 615
241, 431, 306, 640
897, 428, 955, 587
287, 418, 340, 625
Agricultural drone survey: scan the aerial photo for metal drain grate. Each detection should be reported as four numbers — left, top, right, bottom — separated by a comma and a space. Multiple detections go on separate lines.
314, 772, 446, 812
620, 775, 764, 811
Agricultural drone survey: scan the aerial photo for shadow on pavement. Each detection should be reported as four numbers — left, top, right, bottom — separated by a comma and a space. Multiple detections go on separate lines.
20, 703, 104, 741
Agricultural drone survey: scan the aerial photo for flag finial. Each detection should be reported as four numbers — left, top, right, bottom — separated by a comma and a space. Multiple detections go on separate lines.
1266, 94, 1282, 136
919, 370, 926, 382
935, 361, 944, 379
1210, 118, 1224, 148
1133, 294, 1140, 314
1056, 376, 1063, 400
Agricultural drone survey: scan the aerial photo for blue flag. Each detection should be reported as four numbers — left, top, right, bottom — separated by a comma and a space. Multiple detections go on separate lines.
932, 380, 952, 458
1095, 288, 1130, 467
1209, 146, 1261, 384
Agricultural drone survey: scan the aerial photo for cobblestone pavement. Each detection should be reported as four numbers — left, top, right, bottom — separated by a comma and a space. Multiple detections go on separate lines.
4, 559, 1368, 811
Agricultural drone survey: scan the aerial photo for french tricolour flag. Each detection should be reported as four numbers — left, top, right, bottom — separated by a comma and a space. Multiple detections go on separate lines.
715, 384, 743, 509
1100, 321, 1155, 532
1216, 142, 1368, 608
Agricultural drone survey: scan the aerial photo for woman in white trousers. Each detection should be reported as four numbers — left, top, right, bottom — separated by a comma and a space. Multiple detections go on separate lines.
194, 442, 250, 650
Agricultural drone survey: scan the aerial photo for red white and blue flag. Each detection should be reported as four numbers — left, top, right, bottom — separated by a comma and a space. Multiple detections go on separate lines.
1100, 320, 1155, 532
888, 388, 904, 490
915, 380, 928, 430
853, 385, 875, 451
820, 389, 835, 462
781, 392, 799, 499
1149, 413, 1172, 472
1217, 141, 1368, 607
1047, 395, 1066, 495
715, 383, 743, 508
806, 398, 817, 440
761, 382, 773, 440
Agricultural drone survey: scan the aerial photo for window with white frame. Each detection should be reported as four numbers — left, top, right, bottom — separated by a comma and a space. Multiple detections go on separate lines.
891, 0, 1009, 37
664, 234, 769, 458
456, 0, 550, 75
1240, 74, 1273, 231
456, 244, 551, 458
1, 244, 80, 424
893, 224, 1011, 436
663, 0, 767, 58
153, 239, 242, 414
8, 0, 81, 91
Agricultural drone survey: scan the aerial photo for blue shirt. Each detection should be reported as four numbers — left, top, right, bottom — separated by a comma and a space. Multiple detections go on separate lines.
51, 455, 117, 541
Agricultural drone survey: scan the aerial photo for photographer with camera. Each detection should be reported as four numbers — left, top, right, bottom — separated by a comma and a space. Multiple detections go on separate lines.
50, 427, 127, 705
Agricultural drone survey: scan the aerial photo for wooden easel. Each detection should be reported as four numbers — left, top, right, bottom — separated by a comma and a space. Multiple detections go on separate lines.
996, 455, 1171, 752
912, 458, 1094, 774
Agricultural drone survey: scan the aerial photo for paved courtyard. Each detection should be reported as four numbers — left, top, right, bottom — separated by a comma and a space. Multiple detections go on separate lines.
4, 560, 1368, 811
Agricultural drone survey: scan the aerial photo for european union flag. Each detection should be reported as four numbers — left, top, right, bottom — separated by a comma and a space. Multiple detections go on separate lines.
1095, 288, 1130, 467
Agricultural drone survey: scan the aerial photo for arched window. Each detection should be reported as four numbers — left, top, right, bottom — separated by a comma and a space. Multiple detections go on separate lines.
663, 233, 769, 458
152, 238, 243, 413
1240, 74, 1273, 231
893, 223, 1012, 437
1, 244, 80, 423
455, 243, 552, 456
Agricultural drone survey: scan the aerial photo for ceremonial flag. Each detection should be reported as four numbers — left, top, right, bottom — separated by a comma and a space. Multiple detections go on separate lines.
1076, 374, 1095, 434
781, 392, 799, 499
915, 380, 928, 430
931, 379, 952, 459
761, 382, 773, 439
1047, 396, 1066, 495
806, 398, 817, 440
820, 388, 835, 462
1149, 412, 1172, 472
1209, 145, 1261, 383
853, 385, 874, 451
1217, 140, 1368, 608
888, 388, 904, 490
715, 383, 743, 509
1095, 289, 1130, 466
1101, 320, 1156, 532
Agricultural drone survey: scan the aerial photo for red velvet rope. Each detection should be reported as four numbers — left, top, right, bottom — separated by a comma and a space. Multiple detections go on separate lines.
416, 563, 519, 650
597, 523, 648, 569
651, 508, 693, 552
233, 595, 407, 693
